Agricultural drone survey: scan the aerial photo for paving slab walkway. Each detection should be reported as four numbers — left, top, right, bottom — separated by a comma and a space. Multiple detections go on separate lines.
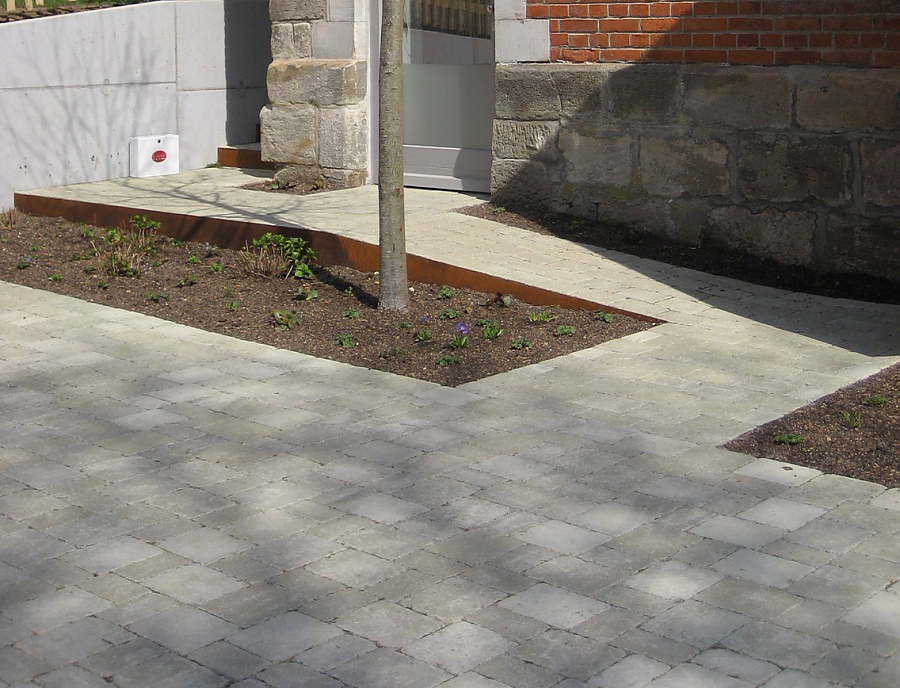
2, 168, 900, 687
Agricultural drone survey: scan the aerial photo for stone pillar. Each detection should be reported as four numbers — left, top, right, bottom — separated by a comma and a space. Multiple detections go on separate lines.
262, 0, 369, 187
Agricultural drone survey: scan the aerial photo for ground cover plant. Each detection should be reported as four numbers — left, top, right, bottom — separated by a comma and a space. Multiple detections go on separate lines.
0, 210, 655, 387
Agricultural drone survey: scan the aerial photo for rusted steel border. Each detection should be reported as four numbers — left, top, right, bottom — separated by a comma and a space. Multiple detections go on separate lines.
14, 192, 659, 323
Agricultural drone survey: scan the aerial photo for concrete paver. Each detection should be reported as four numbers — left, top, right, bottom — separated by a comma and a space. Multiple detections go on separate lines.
3, 170, 900, 685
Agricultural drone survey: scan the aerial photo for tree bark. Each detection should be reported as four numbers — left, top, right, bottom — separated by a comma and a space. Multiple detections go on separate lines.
377, 0, 409, 311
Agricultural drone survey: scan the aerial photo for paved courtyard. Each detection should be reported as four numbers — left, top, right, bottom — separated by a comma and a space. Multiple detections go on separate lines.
2, 169, 900, 687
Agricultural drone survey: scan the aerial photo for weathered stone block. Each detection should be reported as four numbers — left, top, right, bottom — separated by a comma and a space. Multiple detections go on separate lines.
861, 138, 900, 207
797, 70, 900, 132
271, 22, 312, 60
704, 207, 816, 266
495, 66, 560, 121
492, 120, 559, 161
551, 65, 608, 118
267, 59, 366, 106
270, 0, 326, 21
559, 130, 633, 187
260, 104, 317, 164
317, 106, 367, 170
640, 136, 729, 197
491, 159, 552, 208
607, 65, 679, 124
683, 67, 791, 130
824, 215, 900, 279
595, 198, 674, 239
738, 136, 851, 205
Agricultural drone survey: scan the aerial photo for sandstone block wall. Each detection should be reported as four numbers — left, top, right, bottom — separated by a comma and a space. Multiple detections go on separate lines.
492, 63, 900, 279
261, 0, 368, 187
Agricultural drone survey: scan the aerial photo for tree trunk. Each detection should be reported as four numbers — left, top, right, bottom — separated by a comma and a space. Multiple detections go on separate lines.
377, 0, 409, 311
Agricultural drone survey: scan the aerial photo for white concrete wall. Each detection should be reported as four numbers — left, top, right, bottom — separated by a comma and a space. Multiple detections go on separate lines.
0, 0, 270, 208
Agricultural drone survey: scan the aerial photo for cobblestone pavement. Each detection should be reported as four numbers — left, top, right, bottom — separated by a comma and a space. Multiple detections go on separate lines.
2, 170, 900, 687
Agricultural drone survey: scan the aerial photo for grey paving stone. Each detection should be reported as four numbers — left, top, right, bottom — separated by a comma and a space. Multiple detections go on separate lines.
611, 628, 699, 666
228, 611, 341, 661
519, 521, 610, 555
428, 531, 520, 566
340, 493, 428, 524
513, 629, 626, 680
295, 633, 376, 671
466, 605, 549, 643
78, 637, 167, 677
332, 646, 450, 688
14, 616, 123, 665
406, 576, 506, 623
0, 529, 72, 567
0, 645, 52, 683
336, 600, 441, 648
689, 515, 784, 549
738, 498, 826, 531
735, 458, 820, 486
127, 604, 237, 654
406, 621, 513, 674
528, 555, 623, 597
188, 640, 271, 680
34, 664, 112, 688
245, 533, 342, 570
646, 663, 753, 687
692, 648, 780, 684
256, 661, 344, 688
714, 549, 815, 589
625, 561, 723, 601
723, 620, 836, 670
145, 564, 246, 605
809, 645, 881, 685
64, 536, 161, 574
306, 549, 404, 589
300, 587, 378, 622
4, 586, 110, 632
571, 503, 658, 537
759, 668, 842, 687
499, 583, 608, 629
843, 591, 900, 639
590, 654, 669, 688
788, 564, 889, 608
644, 600, 749, 650
159, 527, 250, 563
476, 653, 560, 688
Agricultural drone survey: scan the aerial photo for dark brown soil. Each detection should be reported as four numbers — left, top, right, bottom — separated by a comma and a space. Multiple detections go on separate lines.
459, 202, 900, 488
0, 210, 655, 387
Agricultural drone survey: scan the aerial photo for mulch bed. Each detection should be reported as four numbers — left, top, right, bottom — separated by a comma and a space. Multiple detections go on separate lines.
0, 211, 656, 387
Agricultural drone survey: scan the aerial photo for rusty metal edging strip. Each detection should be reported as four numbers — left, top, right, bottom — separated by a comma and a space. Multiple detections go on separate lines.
14, 192, 658, 323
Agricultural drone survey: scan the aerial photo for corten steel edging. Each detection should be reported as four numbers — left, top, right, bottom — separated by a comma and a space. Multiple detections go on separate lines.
216, 146, 277, 170
14, 192, 659, 323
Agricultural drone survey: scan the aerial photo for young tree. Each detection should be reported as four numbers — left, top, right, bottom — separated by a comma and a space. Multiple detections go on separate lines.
377, 0, 409, 311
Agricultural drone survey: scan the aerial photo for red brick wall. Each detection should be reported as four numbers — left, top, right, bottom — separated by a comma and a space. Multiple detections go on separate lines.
526, 1, 900, 67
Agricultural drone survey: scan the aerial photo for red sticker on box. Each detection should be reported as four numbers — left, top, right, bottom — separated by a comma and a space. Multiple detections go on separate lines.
152, 150, 167, 163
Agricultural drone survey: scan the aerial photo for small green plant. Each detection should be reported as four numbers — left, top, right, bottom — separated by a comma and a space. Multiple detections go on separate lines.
71, 252, 91, 261
555, 325, 575, 337
130, 215, 161, 233
343, 308, 360, 319
510, 337, 532, 350
29, 244, 41, 253
48, 272, 62, 282
224, 286, 236, 298
415, 327, 433, 342
344, 286, 353, 297
379, 347, 402, 359
437, 285, 454, 300
450, 322, 470, 349
204, 242, 219, 258
104, 228, 121, 246
210, 261, 224, 274
81, 226, 94, 240
529, 309, 556, 323
841, 409, 861, 429
494, 206, 506, 214
438, 354, 460, 366
175, 275, 198, 287
227, 300, 241, 312
294, 287, 319, 301
395, 321, 411, 329
335, 334, 355, 348
498, 294, 512, 307
16, 256, 32, 269
774, 432, 803, 445
148, 291, 168, 303
483, 322, 503, 341
272, 309, 298, 330
151, 259, 168, 268
593, 311, 614, 323
439, 308, 459, 320
97, 278, 110, 290
187, 254, 200, 265
242, 232, 317, 279
168, 238, 186, 248
865, 395, 887, 407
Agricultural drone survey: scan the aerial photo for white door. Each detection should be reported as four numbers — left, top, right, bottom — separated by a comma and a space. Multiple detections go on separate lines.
401, 0, 494, 192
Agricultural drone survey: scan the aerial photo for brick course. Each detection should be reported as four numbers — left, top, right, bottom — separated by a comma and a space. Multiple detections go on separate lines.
528, 1, 900, 67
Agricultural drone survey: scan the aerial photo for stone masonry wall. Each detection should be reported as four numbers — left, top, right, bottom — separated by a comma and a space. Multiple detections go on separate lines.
492, 63, 900, 279
262, 0, 368, 186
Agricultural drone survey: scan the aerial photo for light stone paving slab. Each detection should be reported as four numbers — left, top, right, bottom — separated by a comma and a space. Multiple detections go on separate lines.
4, 175, 900, 686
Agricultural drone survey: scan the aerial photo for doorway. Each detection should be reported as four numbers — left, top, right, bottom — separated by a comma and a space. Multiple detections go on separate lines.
400, 0, 494, 192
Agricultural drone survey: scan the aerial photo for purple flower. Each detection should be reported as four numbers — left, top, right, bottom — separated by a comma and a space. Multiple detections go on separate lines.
456, 322, 469, 336
420, 315, 429, 324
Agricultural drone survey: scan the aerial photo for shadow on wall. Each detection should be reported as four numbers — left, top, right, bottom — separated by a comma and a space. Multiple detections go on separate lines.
490, 62, 900, 287
488, 62, 900, 356
224, 0, 272, 144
